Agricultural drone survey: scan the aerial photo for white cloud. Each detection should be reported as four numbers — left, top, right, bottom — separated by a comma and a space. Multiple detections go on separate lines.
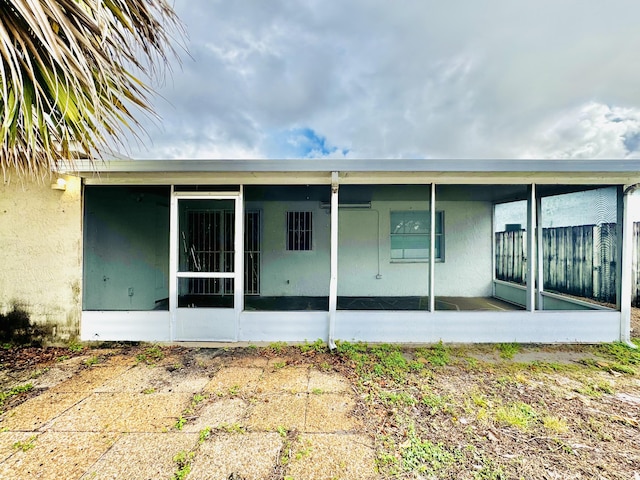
123, 0, 640, 160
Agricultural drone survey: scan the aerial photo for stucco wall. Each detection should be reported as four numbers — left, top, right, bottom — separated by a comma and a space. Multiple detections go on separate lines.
253, 196, 493, 298
0, 175, 83, 342
435, 200, 493, 296
250, 199, 331, 296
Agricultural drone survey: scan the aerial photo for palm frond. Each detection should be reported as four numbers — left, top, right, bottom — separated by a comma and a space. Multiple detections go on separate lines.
0, 0, 182, 178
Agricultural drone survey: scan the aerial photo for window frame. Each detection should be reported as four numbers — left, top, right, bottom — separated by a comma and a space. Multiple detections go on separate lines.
389, 210, 444, 262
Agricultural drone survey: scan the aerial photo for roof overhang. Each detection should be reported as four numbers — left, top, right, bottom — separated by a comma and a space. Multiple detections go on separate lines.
67, 159, 640, 186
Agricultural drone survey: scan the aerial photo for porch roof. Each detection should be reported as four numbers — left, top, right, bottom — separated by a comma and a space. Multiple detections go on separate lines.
72, 158, 640, 186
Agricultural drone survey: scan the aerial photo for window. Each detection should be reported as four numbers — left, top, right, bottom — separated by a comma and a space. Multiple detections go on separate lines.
390, 211, 444, 261
286, 211, 312, 250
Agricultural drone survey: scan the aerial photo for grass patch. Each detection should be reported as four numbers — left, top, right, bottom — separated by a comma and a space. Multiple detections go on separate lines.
415, 341, 450, 367
497, 343, 520, 360
495, 402, 537, 430
542, 415, 569, 433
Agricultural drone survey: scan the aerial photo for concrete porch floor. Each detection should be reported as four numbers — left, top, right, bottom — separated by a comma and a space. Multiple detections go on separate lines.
243, 295, 523, 311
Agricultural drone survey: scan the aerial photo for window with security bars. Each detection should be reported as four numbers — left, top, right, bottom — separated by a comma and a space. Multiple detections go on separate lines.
286, 211, 312, 251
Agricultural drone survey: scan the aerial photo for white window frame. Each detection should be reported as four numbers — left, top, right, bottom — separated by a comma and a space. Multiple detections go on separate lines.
390, 210, 444, 262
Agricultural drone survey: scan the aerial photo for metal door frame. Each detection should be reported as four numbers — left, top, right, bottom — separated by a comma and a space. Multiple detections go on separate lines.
169, 187, 244, 341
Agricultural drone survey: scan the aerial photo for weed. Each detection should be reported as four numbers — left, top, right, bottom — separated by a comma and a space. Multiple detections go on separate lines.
473, 457, 506, 480
542, 415, 569, 433
247, 344, 258, 351
13, 435, 37, 451
68, 341, 84, 353
497, 343, 520, 360
136, 345, 165, 365
381, 391, 417, 407
84, 356, 100, 366
198, 427, 211, 443
495, 402, 537, 430
228, 385, 240, 396
192, 393, 205, 405
319, 362, 331, 371
56, 355, 69, 362
294, 439, 313, 460
416, 341, 450, 367
217, 423, 246, 434
142, 388, 156, 395
399, 424, 455, 474
267, 341, 287, 354
174, 416, 187, 430
578, 380, 613, 398
311, 388, 324, 395
173, 450, 194, 480
272, 361, 286, 370
300, 339, 327, 354
276, 425, 288, 438
421, 393, 449, 414
0, 383, 34, 409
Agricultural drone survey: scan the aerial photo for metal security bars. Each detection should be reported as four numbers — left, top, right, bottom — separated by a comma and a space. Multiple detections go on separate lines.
286, 211, 313, 251
244, 210, 261, 295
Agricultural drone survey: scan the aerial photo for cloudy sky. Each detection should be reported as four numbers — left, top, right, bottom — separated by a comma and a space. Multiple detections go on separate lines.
123, 0, 640, 160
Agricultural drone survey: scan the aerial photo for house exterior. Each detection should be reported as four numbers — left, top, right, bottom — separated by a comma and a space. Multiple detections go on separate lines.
1, 159, 638, 345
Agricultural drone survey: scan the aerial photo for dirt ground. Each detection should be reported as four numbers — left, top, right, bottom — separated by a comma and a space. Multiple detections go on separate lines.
0, 337, 639, 479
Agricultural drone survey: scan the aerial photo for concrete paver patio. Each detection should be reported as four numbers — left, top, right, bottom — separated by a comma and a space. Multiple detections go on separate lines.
0, 350, 376, 480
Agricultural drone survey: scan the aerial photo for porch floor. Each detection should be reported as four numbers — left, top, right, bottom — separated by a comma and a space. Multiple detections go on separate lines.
242, 296, 523, 312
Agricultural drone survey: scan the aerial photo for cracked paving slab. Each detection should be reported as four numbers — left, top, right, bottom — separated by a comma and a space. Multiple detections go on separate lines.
46, 392, 192, 433
189, 432, 281, 480
79, 432, 198, 479
0, 431, 117, 480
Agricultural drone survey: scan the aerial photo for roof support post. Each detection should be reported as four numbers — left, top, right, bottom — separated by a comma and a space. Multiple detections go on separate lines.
234, 185, 244, 341
536, 193, 544, 309
526, 184, 537, 312
619, 185, 636, 346
328, 172, 339, 349
429, 184, 436, 312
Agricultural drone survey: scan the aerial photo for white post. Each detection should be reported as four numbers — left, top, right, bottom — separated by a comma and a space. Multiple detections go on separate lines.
536, 194, 544, 309
328, 172, 339, 349
620, 186, 634, 345
169, 186, 177, 341
429, 184, 436, 312
234, 186, 244, 341
526, 184, 536, 312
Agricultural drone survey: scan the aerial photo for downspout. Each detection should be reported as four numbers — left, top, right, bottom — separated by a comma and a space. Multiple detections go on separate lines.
621, 184, 639, 348
328, 172, 339, 350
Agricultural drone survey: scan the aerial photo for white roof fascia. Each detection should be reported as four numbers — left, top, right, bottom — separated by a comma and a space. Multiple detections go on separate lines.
69, 158, 640, 174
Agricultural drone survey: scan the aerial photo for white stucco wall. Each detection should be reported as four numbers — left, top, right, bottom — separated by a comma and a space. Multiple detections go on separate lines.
0, 175, 83, 342
435, 200, 493, 297
253, 197, 493, 298
250, 199, 331, 296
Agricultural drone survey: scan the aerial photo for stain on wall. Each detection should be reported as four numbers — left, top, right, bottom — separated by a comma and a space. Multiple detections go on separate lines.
0, 175, 83, 343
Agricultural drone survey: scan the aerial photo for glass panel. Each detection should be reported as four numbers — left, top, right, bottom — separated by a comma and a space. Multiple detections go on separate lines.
83, 186, 170, 311
178, 278, 234, 308
178, 199, 235, 273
